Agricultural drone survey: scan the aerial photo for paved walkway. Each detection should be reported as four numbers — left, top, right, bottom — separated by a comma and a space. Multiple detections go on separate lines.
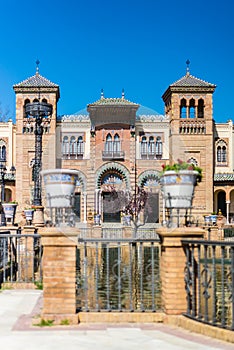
0, 289, 233, 350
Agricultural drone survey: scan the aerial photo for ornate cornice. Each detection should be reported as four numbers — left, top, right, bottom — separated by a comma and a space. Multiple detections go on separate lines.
61, 115, 90, 122
214, 173, 234, 182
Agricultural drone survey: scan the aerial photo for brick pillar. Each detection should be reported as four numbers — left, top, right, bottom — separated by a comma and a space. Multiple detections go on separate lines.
40, 227, 78, 324
157, 227, 204, 315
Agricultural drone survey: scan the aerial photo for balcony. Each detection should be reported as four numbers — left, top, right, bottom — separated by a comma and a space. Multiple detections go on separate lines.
62, 151, 84, 160
179, 120, 206, 134
140, 151, 162, 160
102, 151, 125, 160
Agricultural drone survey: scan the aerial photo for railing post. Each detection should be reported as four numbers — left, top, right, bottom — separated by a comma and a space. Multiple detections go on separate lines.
40, 227, 78, 324
157, 227, 204, 315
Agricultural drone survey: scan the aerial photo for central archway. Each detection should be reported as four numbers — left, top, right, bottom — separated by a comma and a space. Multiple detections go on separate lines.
96, 163, 130, 223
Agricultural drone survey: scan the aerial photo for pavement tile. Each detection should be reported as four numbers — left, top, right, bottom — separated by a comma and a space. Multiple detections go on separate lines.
0, 290, 233, 350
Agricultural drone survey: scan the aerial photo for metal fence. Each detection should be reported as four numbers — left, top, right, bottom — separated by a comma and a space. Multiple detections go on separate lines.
76, 238, 161, 312
0, 232, 42, 286
182, 239, 234, 330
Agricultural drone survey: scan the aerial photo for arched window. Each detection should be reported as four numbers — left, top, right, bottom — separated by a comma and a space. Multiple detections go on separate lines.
198, 99, 204, 118
187, 157, 198, 167
70, 136, 77, 156
0, 145, 6, 161
216, 140, 227, 165
24, 99, 30, 118
113, 134, 120, 153
77, 136, 84, 155
33, 98, 39, 103
105, 134, 113, 153
148, 136, 155, 155
42, 98, 47, 103
156, 136, 162, 157
222, 146, 227, 162
140, 136, 147, 157
189, 99, 195, 118
180, 98, 187, 118
62, 136, 69, 156
32, 163, 36, 182
217, 146, 221, 162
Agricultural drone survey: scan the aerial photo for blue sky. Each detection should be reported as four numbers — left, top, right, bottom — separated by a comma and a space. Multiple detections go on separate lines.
0, 0, 233, 122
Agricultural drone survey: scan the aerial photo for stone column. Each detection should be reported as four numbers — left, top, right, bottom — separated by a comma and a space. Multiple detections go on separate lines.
83, 192, 87, 223
157, 227, 204, 315
226, 200, 230, 224
40, 227, 78, 324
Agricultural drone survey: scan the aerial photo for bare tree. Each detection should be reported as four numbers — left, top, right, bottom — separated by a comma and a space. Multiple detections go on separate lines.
103, 185, 148, 238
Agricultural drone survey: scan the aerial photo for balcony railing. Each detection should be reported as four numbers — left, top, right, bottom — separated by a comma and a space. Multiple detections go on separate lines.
102, 150, 125, 160
179, 120, 206, 134
62, 152, 84, 160
140, 151, 162, 160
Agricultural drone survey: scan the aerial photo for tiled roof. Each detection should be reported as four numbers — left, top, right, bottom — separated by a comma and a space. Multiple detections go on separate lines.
137, 105, 161, 116
171, 73, 215, 88
88, 97, 139, 106
74, 108, 89, 116
59, 104, 166, 122
14, 72, 59, 88
214, 173, 234, 181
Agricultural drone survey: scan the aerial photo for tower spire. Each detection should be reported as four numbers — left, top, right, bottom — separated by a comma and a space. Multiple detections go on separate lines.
186, 59, 190, 76
122, 88, 125, 99
101, 88, 104, 99
36, 59, 40, 75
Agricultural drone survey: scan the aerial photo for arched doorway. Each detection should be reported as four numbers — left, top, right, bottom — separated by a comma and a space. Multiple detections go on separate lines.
100, 172, 129, 223
217, 191, 226, 216
69, 170, 86, 223
96, 163, 130, 224
138, 170, 160, 224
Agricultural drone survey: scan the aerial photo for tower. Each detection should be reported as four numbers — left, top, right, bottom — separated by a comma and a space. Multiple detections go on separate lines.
162, 62, 216, 215
13, 63, 60, 210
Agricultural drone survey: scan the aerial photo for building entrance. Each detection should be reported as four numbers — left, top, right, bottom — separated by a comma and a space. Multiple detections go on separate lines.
102, 191, 121, 223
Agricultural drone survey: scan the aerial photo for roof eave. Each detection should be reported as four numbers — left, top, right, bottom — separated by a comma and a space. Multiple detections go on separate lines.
162, 85, 216, 102
13, 85, 60, 100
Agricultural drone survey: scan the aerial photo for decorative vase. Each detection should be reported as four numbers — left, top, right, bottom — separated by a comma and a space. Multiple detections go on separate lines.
210, 214, 217, 225
2, 203, 18, 225
204, 215, 211, 225
40, 169, 79, 208
160, 170, 198, 209
24, 209, 34, 225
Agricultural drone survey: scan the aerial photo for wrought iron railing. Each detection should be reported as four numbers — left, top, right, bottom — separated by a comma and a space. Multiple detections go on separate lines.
102, 150, 125, 160
0, 232, 42, 286
76, 238, 161, 312
182, 239, 234, 330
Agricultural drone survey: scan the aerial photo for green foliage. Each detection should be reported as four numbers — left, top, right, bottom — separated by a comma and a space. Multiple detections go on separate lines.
34, 281, 43, 290
34, 319, 54, 327
161, 159, 203, 182
0, 284, 13, 291
60, 319, 70, 325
